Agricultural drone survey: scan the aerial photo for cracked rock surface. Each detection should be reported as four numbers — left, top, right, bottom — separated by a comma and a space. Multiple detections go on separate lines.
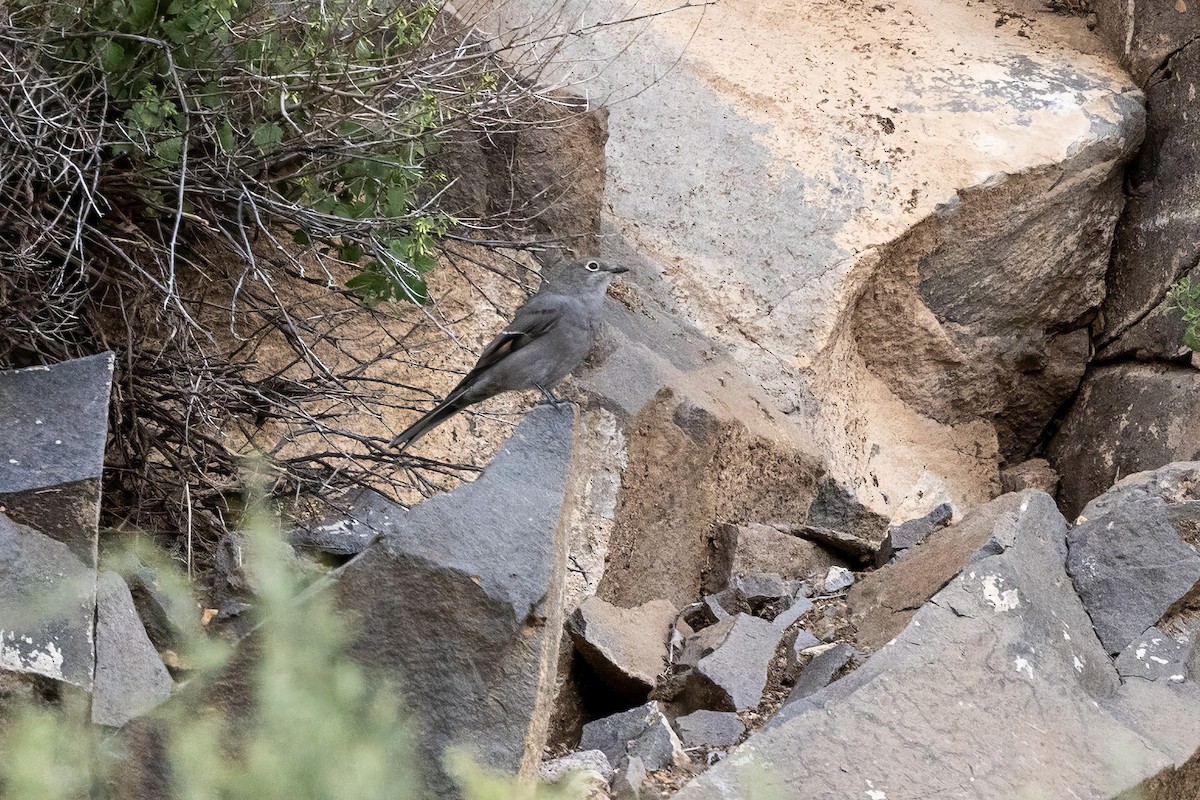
674, 491, 1200, 799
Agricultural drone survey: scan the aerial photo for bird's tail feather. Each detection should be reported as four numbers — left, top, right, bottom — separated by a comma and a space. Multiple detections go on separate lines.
390, 392, 470, 452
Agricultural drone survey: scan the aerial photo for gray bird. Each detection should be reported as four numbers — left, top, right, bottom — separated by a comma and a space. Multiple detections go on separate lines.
391, 257, 629, 451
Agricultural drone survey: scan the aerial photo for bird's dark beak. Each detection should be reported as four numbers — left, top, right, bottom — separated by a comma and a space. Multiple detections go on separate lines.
610, 266, 630, 274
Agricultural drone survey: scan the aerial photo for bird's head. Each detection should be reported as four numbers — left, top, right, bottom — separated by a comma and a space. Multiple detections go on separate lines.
546, 257, 630, 294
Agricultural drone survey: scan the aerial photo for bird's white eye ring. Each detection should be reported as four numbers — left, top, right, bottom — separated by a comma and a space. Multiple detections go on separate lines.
585, 260, 601, 272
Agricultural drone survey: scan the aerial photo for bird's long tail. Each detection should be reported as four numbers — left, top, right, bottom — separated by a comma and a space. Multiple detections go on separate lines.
389, 391, 472, 452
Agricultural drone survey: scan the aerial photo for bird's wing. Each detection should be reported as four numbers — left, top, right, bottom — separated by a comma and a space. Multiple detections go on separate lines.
467, 293, 565, 376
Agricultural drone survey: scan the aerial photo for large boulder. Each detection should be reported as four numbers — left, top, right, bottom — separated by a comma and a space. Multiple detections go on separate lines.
1093, 28, 1200, 360
1048, 365, 1200, 517
675, 491, 1200, 799
492, 0, 1145, 519
330, 405, 582, 795
1091, 0, 1199, 85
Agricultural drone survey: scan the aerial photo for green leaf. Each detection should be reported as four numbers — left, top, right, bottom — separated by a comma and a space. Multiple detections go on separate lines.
250, 122, 283, 153
154, 136, 184, 165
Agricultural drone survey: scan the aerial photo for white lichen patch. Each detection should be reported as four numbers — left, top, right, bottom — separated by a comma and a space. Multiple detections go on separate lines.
982, 574, 1020, 611
0, 630, 65, 680
1014, 656, 1034, 679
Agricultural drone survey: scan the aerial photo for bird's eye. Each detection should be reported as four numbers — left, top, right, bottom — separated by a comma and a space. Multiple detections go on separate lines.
585, 260, 601, 272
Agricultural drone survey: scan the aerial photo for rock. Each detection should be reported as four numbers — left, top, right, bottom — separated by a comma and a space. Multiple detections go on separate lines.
771, 596, 814, 631
612, 755, 650, 800
1066, 498, 1200, 654
0, 353, 113, 564
579, 701, 687, 771
820, 566, 854, 593
848, 492, 1040, 651
873, 502, 954, 566
1120, 746, 1200, 800
777, 523, 876, 565
803, 477, 892, 542
785, 630, 823, 674
539, 749, 614, 783
567, 596, 678, 698
1116, 627, 1191, 683
679, 613, 783, 711
92, 572, 173, 727
0, 513, 95, 689
331, 405, 581, 793
1090, 18, 1200, 360
1049, 365, 1200, 518
732, 572, 790, 607
709, 522, 848, 590
676, 492, 1200, 799
589, 388, 828, 611
784, 642, 855, 704
1000, 458, 1060, 496
123, 566, 195, 653
672, 710, 745, 748
1091, 0, 1198, 85
1079, 462, 1200, 521
289, 516, 377, 560
889, 502, 953, 550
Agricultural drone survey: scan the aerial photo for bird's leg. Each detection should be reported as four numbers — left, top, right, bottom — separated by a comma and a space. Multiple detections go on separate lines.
534, 383, 563, 409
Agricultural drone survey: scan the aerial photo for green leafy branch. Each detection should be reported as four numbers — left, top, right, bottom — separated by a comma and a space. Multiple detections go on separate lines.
1168, 276, 1200, 352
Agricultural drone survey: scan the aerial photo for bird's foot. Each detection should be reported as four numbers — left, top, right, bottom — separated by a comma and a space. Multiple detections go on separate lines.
535, 384, 566, 410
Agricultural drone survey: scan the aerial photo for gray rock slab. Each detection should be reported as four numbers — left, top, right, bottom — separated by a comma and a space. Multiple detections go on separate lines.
1066, 497, 1200, 654
0, 354, 113, 565
673, 710, 744, 748
848, 492, 1030, 651
1093, 18, 1200, 358
680, 613, 783, 711
785, 629, 823, 673
579, 701, 686, 772
124, 566, 195, 652
732, 572, 789, 606
289, 515, 377, 558
676, 491, 1200, 800
1117, 627, 1191, 684
567, 596, 677, 697
875, 501, 955, 565
1080, 462, 1200, 522
539, 749, 614, 782
780, 523, 875, 565
1092, 0, 1199, 84
332, 405, 578, 794
612, 755, 649, 800
0, 353, 113, 493
92, 572, 173, 727
0, 514, 95, 689
785, 642, 855, 704
770, 595, 814, 631
821, 566, 854, 593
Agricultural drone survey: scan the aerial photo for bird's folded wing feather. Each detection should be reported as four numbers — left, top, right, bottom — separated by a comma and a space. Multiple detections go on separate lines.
467, 293, 564, 376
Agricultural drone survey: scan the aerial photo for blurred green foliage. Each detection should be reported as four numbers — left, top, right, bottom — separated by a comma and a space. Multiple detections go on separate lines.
1168, 276, 1200, 352
0, 490, 590, 799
